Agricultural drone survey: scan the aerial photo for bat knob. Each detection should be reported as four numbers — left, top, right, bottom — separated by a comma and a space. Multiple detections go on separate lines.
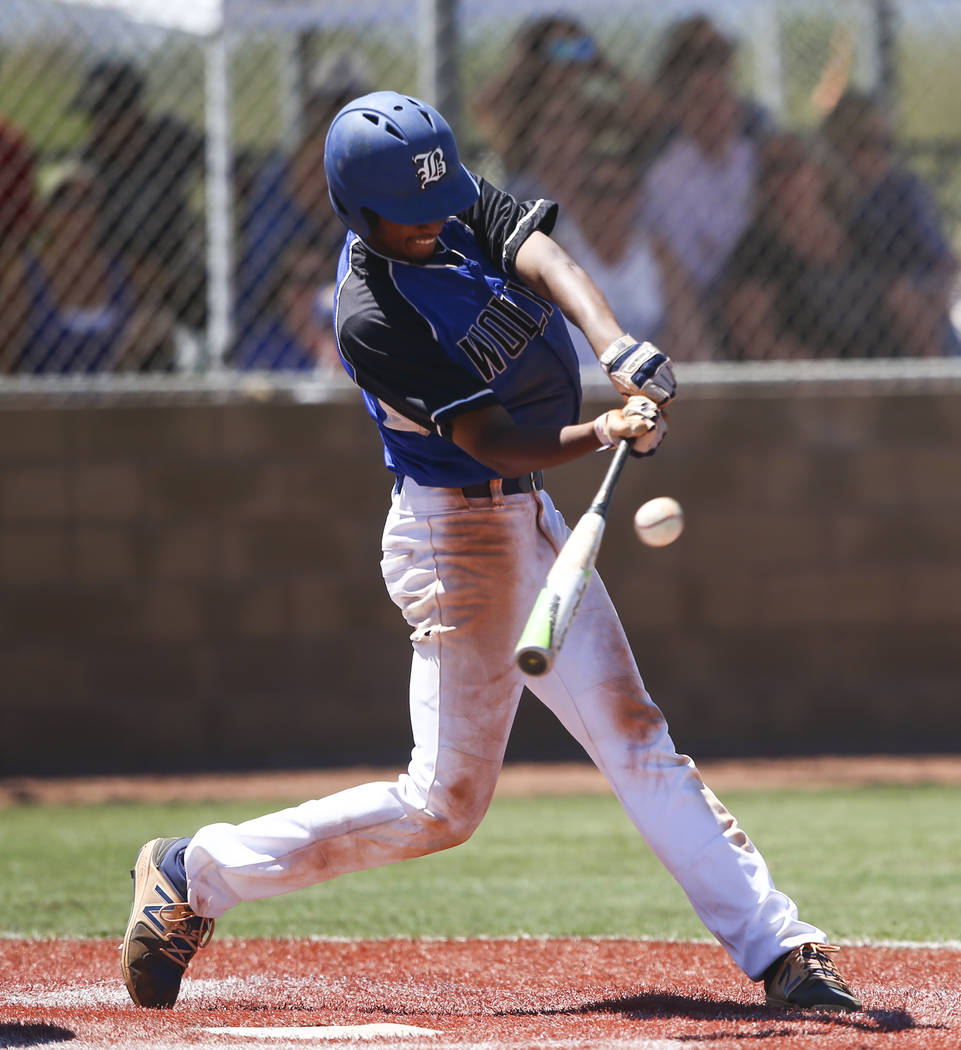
516, 646, 552, 676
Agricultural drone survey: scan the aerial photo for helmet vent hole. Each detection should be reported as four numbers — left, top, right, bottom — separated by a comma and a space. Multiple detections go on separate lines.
383, 121, 405, 141
362, 112, 380, 125
417, 108, 435, 128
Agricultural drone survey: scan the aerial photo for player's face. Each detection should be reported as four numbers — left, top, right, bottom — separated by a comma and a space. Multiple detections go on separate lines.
366, 215, 447, 262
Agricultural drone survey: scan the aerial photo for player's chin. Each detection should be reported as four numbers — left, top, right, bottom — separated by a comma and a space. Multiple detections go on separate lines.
405, 235, 439, 259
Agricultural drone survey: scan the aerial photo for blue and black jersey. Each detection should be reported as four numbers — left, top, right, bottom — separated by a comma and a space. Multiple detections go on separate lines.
333, 178, 583, 488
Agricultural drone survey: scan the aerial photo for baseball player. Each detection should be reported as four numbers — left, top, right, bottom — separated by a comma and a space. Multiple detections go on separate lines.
121, 91, 860, 1014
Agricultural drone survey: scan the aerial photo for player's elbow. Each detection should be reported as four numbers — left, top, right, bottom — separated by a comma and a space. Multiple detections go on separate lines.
450, 406, 534, 478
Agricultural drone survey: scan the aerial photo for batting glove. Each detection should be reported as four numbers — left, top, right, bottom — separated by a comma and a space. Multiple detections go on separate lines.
594, 397, 667, 458
599, 334, 677, 405
622, 396, 667, 457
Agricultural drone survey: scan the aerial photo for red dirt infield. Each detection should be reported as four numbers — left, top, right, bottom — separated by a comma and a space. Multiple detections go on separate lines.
4, 760, 960, 1047
2, 937, 958, 1050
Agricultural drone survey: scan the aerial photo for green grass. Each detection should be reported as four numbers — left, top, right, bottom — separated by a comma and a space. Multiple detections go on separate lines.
2, 786, 959, 943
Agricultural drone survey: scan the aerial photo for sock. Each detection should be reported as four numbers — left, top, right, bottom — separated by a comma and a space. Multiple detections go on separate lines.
159, 836, 192, 897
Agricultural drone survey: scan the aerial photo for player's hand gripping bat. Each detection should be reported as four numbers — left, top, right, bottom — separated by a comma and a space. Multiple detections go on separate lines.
514, 439, 632, 676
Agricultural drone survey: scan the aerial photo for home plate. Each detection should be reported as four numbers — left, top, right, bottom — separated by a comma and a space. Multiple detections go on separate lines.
203, 1024, 441, 1040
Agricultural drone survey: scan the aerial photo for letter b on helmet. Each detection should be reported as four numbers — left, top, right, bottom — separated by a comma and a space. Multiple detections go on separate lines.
324, 91, 479, 239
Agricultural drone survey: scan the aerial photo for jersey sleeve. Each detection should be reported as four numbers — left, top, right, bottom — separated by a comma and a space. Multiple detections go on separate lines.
337, 258, 498, 436
456, 176, 559, 276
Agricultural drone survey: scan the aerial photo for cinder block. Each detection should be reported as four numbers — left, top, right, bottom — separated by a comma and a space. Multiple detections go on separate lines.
903, 567, 961, 623
845, 448, 934, 508
694, 572, 765, 629
218, 403, 328, 457
222, 523, 344, 578
0, 584, 143, 639
893, 394, 961, 444
142, 462, 287, 519
140, 585, 207, 641
686, 510, 829, 567
0, 408, 67, 460
832, 511, 958, 566
0, 527, 70, 583
74, 526, 141, 582
904, 448, 961, 506
759, 568, 901, 627
231, 585, 291, 638
142, 524, 218, 580
1, 465, 69, 519
65, 404, 217, 460
70, 463, 142, 518
290, 578, 353, 636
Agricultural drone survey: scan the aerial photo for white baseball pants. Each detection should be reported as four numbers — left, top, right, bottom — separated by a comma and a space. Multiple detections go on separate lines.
186, 477, 824, 979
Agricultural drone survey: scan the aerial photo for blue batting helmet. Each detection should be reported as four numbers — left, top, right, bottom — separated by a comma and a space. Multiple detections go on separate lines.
324, 90, 479, 239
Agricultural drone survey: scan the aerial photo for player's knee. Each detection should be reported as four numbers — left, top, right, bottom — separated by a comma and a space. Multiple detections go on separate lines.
419, 811, 480, 851
399, 765, 496, 851
409, 790, 489, 852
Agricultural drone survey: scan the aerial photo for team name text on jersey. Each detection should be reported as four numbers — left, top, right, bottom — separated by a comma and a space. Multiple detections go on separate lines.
456, 284, 554, 381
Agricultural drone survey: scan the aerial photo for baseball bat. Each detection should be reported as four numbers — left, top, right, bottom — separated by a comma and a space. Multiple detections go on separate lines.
514, 439, 632, 676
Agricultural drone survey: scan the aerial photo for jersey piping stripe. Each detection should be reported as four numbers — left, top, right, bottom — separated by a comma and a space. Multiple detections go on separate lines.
333, 236, 366, 349
430, 388, 494, 421
501, 198, 548, 270
363, 236, 467, 271
331, 241, 361, 377
388, 260, 441, 342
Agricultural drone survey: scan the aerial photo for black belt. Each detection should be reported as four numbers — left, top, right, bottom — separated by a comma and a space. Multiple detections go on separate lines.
460, 471, 543, 498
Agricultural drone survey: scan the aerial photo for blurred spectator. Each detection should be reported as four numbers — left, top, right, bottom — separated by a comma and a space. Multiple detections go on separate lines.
717, 134, 896, 360
550, 134, 714, 365
642, 15, 773, 295
0, 105, 35, 370
237, 57, 366, 333
473, 15, 665, 196
472, 17, 681, 365
13, 164, 176, 373
229, 234, 338, 372
72, 60, 206, 331
820, 90, 959, 356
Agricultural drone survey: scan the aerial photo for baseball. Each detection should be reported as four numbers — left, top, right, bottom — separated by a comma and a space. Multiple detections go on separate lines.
633, 497, 684, 547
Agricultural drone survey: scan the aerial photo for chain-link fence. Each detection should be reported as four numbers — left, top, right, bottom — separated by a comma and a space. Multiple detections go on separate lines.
2, 0, 961, 383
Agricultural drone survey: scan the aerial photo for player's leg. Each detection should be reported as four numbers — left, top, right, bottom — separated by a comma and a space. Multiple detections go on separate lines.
184, 480, 543, 918
124, 481, 538, 1006
523, 489, 857, 1006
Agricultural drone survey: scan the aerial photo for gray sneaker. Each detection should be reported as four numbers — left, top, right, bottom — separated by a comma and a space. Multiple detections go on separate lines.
120, 837, 214, 1008
764, 943, 861, 1012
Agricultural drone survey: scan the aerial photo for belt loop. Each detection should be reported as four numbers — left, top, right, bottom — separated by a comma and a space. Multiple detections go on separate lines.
490, 477, 505, 506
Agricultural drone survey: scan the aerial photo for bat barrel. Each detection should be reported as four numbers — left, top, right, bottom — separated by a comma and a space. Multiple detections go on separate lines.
514, 443, 631, 676
514, 586, 559, 675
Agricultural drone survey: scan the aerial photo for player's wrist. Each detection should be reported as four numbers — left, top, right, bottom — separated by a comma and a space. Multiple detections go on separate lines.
599, 333, 637, 368
593, 411, 615, 450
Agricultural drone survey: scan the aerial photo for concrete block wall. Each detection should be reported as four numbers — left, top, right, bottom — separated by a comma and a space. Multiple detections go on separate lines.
1, 384, 958, 776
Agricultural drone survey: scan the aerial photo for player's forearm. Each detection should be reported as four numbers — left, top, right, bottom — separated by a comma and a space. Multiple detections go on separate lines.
449, 403, 663, 477
453, 416, 603, 476
515, 232, 624, 355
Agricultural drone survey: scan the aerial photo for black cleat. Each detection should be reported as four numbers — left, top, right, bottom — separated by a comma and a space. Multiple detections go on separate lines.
764, 943, 862, 1012
120, 837, 214, 1008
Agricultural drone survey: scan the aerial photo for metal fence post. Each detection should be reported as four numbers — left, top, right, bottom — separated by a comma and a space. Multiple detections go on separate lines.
418, 0, 459, 125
